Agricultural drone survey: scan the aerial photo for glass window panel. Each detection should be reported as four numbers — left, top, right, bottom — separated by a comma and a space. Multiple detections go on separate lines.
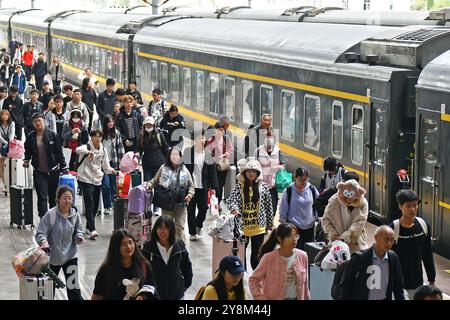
332, 101, 343, 158
106, 50, 112, 78
351, 106, 364, 165
423, 118, 438, 178
151, 60, 157, 90
304, 95, 321, 150
196, 71, 204, 110
171, 65, 179, 102
242, 81, 253, 125
225, 78, 235, 121
260, 85, 273, 117
160, 63, 168, 96
209, 73, 219, 114
281, 90, 295, 140
183, 68, 191, 106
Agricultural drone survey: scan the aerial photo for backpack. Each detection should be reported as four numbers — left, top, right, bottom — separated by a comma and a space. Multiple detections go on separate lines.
393, 217, 428, 244
194, 284, 208, 300
331, 251, 362, 300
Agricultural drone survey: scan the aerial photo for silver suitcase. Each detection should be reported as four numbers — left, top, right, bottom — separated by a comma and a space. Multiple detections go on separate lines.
19, 275, 54, 300
309, 264, 334, 300
212, 237, 246, 279
4, 158, 33, 194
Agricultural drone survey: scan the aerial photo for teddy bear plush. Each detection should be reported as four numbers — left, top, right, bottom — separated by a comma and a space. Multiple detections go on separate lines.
336, 179, 366, 207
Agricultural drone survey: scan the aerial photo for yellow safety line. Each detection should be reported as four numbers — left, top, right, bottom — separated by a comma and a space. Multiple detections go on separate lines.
13, 26, 46, 36
52, 34, 124, 52
441, 114, 450, 122
138, 52, 370, 104
439, 201, 450, 210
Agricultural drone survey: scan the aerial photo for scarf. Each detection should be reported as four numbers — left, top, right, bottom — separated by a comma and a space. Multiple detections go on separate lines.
68, 120, 82, 152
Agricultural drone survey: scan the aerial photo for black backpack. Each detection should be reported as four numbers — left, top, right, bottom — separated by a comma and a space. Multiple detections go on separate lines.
331, 252, 361, 300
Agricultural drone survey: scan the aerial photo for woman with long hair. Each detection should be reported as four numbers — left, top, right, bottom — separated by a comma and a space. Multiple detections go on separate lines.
249, 223, 309, 300
0, 109, 14, 193
92, 228, 159, 300
101, 114, 125, 215
201, 255, 246, 300
227, 157, 273, 270
147, 146, 195, 242
142, 215, 193, 300
81, 77, 97, 132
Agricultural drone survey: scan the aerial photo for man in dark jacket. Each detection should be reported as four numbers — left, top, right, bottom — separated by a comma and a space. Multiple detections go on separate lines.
39, 81, 53, 110
126, 81, 143, 106
22, 89, 43, 137
2, 85, 23, 140
159, 104, 186, 148
23, 112, 68, 218
183, 129, 219, 240
341, 225, 405, 300
244, 113, 272, 158
97, 78, 116, 122
115, 95, 142, 152
31, 52, 48, 92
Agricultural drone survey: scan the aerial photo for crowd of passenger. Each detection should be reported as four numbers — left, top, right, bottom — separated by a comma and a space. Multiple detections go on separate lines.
0, 47, 446, 301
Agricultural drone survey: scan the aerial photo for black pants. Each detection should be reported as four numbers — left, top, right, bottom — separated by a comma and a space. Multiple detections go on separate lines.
245, 233, 265, 271
296, 226, 315, 250
35, 76, 45, 92
124, 137, 138, 153
24, 126, 34, 138
14, 124, 22, 140
34, 170, 59, 218
79, 181, 101, 232
187, 188, 208, 235
52, 80, 61, 90
24, 65, 32, 81
269, 188, 278, 215
50, 257, 83, 300
216, 169, 228, 204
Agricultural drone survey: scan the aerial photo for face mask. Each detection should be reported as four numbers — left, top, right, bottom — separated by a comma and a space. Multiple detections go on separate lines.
72, 118, 80, 123
145, 128, 153, 133
265, 138, 275, 147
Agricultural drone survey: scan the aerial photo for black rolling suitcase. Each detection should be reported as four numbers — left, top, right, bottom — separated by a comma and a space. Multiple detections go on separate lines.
10, 167, 34, 229
114, 197, 128, 231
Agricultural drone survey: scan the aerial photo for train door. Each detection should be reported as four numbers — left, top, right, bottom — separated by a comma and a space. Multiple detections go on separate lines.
417, 112, 441, 242
369, 100, 389, 220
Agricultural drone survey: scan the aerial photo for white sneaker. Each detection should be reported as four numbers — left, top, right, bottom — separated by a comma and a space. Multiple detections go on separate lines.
189, 234, 198, 241
89, 230, 99, 240
196, 227, 202, 235
104, 208, 111, 215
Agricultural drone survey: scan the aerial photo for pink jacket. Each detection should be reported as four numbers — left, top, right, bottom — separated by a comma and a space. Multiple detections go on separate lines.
249, 248, 310, 300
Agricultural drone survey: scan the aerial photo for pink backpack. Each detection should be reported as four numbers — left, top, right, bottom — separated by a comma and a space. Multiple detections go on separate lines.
119, 151, 139, 173
7, 139, 25, 159
128, 183, 153, 214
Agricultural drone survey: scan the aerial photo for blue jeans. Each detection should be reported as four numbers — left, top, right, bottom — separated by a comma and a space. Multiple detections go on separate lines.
101, 174, 117, 209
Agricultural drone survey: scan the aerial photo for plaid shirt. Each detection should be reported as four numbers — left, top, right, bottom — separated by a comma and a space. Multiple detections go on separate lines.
104, 129, 125, 170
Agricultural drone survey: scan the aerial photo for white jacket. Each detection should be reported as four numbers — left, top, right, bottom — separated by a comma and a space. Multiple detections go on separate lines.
76, 141, 114, 186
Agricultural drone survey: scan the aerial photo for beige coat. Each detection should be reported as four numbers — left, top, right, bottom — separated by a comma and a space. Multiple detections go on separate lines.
321, 193, 369, 254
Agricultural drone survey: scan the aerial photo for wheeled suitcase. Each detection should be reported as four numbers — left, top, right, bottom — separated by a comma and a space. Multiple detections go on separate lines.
309, 264, 334, 300
4, 158, 33, 195
114, 197, 128, 231
19, 275, 54, 300
125, 212, 151, 248
58, 173, 77, 205
10, 167, 34, 229
211, 237, 245, 279
304, 242, 327, 265
128, 184, 153, 215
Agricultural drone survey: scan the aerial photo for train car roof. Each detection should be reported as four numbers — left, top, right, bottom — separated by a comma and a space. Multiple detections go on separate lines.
0, 8, 18, 24
10, 9, 56, 28
417, 50, 450, 93
133, 18, 416, 69
50, 12, 144, 39
221, 8, 303, 21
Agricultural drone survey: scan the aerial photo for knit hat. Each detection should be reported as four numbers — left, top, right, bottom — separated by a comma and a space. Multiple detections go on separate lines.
236, 157, 262, 183
70, 109, 82, 118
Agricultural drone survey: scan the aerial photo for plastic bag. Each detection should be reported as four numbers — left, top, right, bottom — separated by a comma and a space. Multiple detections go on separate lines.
7, 139, 25, 160
12, 246, 50, 277
204, 193, 220, 235
209, 213, 243, 240
321, 240, 350, 270
275, 169, 293, 193
119, 151, 139, 173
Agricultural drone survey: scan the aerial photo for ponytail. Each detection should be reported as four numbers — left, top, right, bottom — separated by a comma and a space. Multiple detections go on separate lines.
258, 228, 278, 259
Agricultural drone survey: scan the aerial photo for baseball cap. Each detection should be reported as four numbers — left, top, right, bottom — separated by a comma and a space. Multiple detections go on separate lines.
0, 86, 7, 93
218, 256, 245, 275
143, 116, 155, 126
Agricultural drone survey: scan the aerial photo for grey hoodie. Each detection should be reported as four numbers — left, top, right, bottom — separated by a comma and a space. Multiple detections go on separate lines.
35, 206, 84, 266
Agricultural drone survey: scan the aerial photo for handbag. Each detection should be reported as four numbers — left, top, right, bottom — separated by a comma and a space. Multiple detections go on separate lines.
152, 169, 187, 211
313, 243, 332, 267
217, 156, 230, 171
7, 139, 24, 159
275, 169, 293, 193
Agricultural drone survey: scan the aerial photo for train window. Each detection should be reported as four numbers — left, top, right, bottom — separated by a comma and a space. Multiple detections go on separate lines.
171, 65, 179, 102
94, 47, 100, 74
160, 63, 168, 96
242, 81, 253, 125
351, 105, 364, 165
209, 73, 219, 115
260, 85, 273, 117
225, 77, 235, 121
281, 90, 295, 141
100, 49, 106, 77
106, 51, 112, 78
151, 60, 157, 91
332, 101, 343, 159
117, 52, 123, 84
89, 46, 94, 69
303, 95, 321, 151
183, 68, 191, 106
196, 71, 204, 111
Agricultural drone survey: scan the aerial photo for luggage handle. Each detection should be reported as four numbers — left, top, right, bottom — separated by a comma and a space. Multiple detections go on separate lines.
24, 166, 29, 189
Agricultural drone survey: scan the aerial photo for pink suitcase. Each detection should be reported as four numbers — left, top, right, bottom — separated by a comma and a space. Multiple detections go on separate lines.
212, 237, 246, 279
128, 184, 153, 214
